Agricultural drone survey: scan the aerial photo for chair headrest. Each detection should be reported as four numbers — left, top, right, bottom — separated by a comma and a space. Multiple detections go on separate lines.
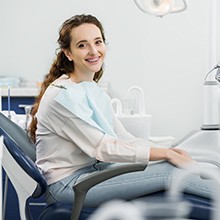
0, 112, 36, 161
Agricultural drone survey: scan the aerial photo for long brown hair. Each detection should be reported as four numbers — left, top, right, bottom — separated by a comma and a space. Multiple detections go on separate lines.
29, 14, 106, 142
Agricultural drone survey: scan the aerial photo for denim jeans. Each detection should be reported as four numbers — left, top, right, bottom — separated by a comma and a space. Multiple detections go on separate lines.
46, 161, 214, 207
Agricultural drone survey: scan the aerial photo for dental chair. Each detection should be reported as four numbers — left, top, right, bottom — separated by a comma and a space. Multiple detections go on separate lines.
0, 112, 147, 220
0, 112, 215, 220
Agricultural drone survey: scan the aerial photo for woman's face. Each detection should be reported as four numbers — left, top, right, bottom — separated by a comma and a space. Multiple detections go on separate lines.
64, 23, 106, 79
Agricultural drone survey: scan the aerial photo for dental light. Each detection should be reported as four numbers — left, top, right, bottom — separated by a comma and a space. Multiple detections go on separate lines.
133, 0, 188, 17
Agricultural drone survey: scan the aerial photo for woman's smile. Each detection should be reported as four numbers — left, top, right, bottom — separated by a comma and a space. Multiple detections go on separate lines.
85, 56, 100, 64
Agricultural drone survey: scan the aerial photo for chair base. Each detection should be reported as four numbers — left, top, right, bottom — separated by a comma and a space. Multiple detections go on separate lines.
38, 202, 95, 220
39, 191, 213, 220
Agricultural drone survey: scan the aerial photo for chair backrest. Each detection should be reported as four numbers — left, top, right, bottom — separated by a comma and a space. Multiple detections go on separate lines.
0, 112, 36, 161
1, 134, 47, 220
0, 112, 48, 220
0, 128, 47, 194
0, 136, 3, 219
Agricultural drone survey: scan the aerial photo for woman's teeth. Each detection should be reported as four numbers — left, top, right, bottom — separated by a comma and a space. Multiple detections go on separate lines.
86, 57, 99, 63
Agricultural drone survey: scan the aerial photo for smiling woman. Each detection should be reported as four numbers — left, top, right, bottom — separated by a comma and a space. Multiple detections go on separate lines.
29, 14, 107, 142
28, 14, 214, 209
62, 23, 106, 83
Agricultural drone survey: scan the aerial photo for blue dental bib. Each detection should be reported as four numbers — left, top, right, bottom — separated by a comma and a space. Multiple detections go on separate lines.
55, 81, 117, 138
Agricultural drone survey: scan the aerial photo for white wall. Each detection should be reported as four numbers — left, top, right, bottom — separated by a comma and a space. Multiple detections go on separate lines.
0, 0, 219, 139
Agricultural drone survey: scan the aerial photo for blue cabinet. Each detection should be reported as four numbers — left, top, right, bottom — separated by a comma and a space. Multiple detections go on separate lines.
2, 96, 35, 114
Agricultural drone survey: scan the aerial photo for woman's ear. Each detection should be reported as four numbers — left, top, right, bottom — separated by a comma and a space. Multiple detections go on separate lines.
62, 49, 73, 61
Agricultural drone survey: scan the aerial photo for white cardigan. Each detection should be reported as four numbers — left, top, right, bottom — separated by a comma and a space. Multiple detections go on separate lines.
35, 75, 150, 185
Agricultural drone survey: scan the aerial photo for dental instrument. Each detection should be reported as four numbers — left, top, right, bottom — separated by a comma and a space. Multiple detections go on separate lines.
7, 86, 11, 119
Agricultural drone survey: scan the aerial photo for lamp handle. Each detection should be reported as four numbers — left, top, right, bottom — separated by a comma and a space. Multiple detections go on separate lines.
170, 0, 188, 13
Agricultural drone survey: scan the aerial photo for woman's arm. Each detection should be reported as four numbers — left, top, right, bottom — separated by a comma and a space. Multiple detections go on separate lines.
112, 112, 196, 168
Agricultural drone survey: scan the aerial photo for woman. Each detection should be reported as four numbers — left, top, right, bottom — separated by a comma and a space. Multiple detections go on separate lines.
30, 14, 212, 207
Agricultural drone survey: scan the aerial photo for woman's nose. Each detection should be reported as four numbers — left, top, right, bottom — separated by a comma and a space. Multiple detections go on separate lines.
88, 45, 98, 55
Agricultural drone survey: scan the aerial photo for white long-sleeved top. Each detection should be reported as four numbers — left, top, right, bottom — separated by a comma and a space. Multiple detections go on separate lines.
36, 75, 150, 185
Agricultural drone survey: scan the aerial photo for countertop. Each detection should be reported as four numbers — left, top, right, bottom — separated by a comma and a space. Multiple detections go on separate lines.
0, 87, 39, 97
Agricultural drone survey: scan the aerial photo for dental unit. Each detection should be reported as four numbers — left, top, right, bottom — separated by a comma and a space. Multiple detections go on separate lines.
171, 0, 220, 168
173, 63, 220, 167
133, 0, 220, 165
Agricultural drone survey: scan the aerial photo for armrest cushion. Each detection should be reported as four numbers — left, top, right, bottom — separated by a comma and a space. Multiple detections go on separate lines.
73, 162, 147, 193
71, 163, 147, 220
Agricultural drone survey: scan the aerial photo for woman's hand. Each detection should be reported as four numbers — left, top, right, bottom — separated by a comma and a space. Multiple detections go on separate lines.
149, 147, 197, 169
167, 148, 197, 169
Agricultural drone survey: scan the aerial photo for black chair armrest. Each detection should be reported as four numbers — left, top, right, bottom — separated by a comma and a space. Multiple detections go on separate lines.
71, 162, 147, 220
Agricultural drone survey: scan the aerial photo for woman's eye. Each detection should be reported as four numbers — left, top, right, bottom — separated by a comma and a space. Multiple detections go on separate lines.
95, 40, 103, 45
78, 43, 86, 48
